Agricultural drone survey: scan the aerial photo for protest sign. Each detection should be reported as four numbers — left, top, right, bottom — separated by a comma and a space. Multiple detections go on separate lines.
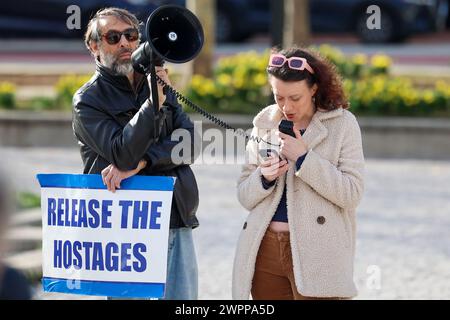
37, 174, 175, 298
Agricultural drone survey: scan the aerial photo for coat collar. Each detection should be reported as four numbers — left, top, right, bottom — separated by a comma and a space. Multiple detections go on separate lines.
95, 60, 145, 93
253, 104, 343, 150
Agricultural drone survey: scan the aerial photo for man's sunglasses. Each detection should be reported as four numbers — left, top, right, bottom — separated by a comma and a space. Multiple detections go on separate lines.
101, 28, 139, 45
268, 54, 315, 74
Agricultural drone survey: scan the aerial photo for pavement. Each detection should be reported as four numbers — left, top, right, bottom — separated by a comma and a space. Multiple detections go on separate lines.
1, 147, 449, 300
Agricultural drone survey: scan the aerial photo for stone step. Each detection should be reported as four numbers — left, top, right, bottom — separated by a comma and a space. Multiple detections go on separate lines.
5, 226, 42, 252
0, 62, 190, 87
4, 249, 42, 276
5, 226, 41, 240
10, 208, 42, 227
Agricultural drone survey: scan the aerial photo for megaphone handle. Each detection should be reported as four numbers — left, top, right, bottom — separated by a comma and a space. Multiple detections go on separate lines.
149, 63, 160, 111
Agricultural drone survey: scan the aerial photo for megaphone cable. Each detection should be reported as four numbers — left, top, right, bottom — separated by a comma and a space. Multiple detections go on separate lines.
155, 74, 280, 147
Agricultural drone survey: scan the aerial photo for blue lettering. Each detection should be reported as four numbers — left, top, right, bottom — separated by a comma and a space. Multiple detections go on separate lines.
63, 241, 72, 269
82, 242, 92, 270
57, 198, 64, 226
53, 240, 151, 273
64, 199, 70, 227
119, 200, 133, 229
73, 241, 82, 269
133, 243, 147, 272
53, 239, 62, 268
92, 242, 104, 271
78, 200, 88, 228
150, 201, 162, 229
88, 199, 100, 228
101, 200, 112, 228
132, 201, 149, 229
48, 198, 56, 226
120, 243, 132, 272
71, 199, 78, 227
105, 242, 119, 272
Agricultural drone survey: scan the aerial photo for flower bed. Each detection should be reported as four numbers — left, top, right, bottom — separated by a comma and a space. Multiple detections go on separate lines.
184, 46, 450, 116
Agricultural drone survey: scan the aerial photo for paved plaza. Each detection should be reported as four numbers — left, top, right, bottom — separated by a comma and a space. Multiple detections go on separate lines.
1, 147, 449, 299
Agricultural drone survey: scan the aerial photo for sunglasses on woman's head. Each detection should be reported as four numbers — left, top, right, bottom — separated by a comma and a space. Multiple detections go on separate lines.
101, 28, 139, 45
268, 54, 315, 74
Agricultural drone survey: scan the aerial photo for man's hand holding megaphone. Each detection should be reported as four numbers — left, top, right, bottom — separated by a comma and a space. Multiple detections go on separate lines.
148, 66, 171, 109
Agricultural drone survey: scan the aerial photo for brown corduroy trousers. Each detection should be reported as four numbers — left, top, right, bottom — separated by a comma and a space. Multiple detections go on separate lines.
251, 229, 343, 300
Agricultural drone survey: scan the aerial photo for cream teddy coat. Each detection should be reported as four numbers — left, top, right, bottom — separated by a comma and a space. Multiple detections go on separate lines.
233, 104, 365, 299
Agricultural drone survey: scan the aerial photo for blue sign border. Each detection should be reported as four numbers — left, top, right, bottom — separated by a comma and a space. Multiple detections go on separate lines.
37, 174, 175, 191
42, 277, 165, 298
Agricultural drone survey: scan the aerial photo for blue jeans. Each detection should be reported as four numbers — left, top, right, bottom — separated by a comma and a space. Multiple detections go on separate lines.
106, 227, 198, 300
163, 227, 198, 300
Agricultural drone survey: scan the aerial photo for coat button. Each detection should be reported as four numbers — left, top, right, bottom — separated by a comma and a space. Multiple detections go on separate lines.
243, 222, 247, 230
317, 216, 326, 225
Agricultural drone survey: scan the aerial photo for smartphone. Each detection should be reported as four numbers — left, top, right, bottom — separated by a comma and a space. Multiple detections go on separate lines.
278, 120, 296, 137
259, 148, 280, 160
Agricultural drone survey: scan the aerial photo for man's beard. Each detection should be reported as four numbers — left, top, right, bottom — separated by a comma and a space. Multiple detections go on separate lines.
100, 48, 134, 76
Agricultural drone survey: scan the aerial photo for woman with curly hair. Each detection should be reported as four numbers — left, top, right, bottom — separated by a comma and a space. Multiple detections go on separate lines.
233, 47, 365, 300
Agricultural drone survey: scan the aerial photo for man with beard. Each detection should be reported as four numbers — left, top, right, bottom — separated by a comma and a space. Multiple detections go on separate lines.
72, 8, 200, 300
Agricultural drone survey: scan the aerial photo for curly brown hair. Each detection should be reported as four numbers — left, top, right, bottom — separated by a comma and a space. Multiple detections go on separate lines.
267, 47, 349, 111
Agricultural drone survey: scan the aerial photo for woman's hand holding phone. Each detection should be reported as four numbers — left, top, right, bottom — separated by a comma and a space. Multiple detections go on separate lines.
260, 152, 289, 183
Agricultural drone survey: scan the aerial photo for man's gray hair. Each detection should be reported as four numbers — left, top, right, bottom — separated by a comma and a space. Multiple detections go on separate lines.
84, 7, 141, 51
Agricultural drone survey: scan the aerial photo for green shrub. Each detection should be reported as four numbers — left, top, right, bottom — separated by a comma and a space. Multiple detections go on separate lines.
0, 82, 16, 109
28, 96, 57, 110
344, 77, 450, 116
17, 192, 41, 210
186, 51, 271, 114
312, 44, 391, 78
183, 47, 450, 117
55, 74, 92, 109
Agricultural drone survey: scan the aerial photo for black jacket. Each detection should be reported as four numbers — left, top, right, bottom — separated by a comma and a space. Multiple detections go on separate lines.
0, 266, 32, 300
72, 62, 200, 228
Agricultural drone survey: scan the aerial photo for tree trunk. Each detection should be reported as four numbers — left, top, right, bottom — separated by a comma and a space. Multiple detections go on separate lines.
270, 0, 284, 48
187, 0, 215, 77
283, 0, 310, 47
